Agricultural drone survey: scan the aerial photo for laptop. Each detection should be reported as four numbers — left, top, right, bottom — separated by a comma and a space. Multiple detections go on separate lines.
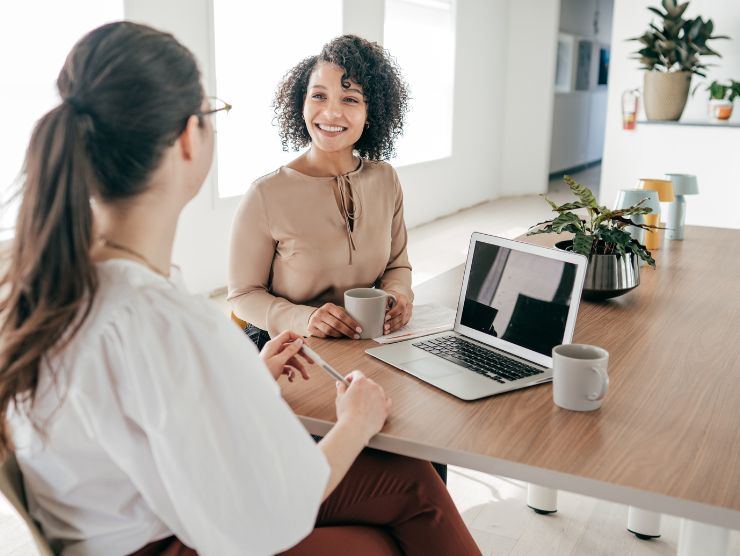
366, 233, 588, 400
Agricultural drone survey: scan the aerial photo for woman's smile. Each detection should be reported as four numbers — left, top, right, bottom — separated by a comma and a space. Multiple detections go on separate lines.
315, 122, 348, 136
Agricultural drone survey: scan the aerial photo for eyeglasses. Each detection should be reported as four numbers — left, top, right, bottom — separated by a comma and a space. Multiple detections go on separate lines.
199, 96, 232, 118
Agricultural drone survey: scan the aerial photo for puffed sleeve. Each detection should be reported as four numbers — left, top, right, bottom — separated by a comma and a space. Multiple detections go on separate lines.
379, 167, 414, 301
70, 287, 328, 555
227, 182, 317, 336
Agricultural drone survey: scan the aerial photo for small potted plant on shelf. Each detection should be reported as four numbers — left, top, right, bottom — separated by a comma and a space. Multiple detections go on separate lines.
702, 80, 740, 121
528, 176, 657, 301
630, 0, 729, 121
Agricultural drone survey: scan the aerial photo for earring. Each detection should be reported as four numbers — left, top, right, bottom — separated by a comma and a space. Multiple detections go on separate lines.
364, 121, 370, 129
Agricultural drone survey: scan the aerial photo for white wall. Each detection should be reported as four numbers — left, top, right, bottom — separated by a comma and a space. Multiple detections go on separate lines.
123, 0, 561, 294
549, 0, 613, 174
342, 0, 384, 43
342, 0, 511, 230
499, 0, 560, 196
600, 0, 740, 229
125, 0, 232, 295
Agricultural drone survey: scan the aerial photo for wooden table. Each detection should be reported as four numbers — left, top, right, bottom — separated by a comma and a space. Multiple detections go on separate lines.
281, 226, 740, 534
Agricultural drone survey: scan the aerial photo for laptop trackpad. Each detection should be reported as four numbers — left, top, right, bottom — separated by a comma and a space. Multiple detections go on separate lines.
400, 358, 462, 380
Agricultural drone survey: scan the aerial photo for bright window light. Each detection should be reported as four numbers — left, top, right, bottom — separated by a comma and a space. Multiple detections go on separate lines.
0, 2, 124, 241
384, 0, 455, 167
212, 1, 342, 199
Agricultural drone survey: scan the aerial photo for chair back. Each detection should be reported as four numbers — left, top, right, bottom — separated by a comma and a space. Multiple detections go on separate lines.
0, 452, 54, 555
230, 311, 248, 330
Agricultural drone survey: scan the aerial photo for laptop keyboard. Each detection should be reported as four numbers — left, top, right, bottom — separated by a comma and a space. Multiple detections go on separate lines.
412, 335, 545, 384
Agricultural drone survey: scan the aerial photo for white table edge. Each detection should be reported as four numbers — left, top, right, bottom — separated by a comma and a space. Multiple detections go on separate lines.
299, 416, 740, 531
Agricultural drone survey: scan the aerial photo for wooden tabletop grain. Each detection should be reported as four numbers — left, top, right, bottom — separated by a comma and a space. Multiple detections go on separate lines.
281, 226, 740, 527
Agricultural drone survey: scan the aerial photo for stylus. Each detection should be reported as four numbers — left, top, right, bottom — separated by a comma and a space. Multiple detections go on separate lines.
300, 344, 350, 385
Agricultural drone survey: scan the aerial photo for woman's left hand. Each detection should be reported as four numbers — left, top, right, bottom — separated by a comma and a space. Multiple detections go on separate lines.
259, 330, 313, 382
383, 291, 412, 334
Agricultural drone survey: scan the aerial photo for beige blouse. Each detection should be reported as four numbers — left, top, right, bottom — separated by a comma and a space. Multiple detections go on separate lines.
227, 159, 413, 337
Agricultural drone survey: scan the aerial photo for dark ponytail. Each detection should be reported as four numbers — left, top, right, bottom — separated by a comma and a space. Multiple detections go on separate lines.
0, 22, 203, 453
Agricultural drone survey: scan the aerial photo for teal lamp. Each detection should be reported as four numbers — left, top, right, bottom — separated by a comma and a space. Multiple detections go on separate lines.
614, 189, 661, 244
664, 174, 699, 240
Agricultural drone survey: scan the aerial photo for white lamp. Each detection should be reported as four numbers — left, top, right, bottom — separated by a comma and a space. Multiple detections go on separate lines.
664, 174, 699, 240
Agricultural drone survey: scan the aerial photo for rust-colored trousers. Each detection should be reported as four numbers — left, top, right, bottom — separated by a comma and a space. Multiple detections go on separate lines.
133, 449, 480, 555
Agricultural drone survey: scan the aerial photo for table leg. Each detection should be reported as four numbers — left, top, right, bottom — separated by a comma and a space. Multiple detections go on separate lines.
627, 506, 662, 539
526, 484, 558, 514
678, 519, 729, 556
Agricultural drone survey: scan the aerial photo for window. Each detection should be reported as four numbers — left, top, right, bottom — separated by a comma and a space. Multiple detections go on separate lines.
212, 1, 342, 199
0, 1, 124, 240
384, 0, 455, 167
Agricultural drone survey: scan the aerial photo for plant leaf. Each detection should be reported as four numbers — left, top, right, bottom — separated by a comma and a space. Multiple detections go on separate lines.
595, 227, 633, 254
527, 225, 555, 236
540, 194, 559, 210
563, 176, 598, 208
608, 215, 657, 230
551, 212, 584, 233
628, 240, 656, 267
573, 232, 594, 256
553, 201, 591, 212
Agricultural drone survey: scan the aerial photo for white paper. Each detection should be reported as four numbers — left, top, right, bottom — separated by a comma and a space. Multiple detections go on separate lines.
373, 303, 456, 344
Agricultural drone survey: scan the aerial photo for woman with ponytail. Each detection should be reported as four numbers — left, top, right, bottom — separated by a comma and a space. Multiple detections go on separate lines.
0, 21, 478, 556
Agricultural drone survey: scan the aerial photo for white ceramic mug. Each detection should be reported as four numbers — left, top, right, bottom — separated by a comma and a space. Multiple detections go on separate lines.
552, 344, 609, 411
344, 288, 396, 339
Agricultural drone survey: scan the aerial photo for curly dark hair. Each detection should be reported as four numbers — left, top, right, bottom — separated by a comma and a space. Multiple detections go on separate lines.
273, 34, 409, 161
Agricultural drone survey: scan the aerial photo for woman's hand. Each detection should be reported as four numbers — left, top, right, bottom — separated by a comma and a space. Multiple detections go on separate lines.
259, 330, 312, 382
335, 370, 391, 444
308, 303, 363, 339
383, 291, 412, 334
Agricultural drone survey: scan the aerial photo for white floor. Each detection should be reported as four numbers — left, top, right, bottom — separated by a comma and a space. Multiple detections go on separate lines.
2, 166, 739, 555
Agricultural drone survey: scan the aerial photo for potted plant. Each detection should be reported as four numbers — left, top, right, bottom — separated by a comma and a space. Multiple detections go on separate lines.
528, 176, 657, 301
703, 80, 740, 121
630, 0, 728, 121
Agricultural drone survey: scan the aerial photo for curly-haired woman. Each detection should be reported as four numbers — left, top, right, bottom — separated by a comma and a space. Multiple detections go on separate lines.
228, 35, 414, 348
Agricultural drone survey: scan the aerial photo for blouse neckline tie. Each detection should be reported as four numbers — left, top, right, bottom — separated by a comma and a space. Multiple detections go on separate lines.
333, 173, 361, 264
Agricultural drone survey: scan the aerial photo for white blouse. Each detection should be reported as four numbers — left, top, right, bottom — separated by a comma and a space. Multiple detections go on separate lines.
8, 260, 329, 556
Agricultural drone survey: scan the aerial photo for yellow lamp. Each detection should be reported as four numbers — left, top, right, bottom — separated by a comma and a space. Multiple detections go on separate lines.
638, 178, 675, 250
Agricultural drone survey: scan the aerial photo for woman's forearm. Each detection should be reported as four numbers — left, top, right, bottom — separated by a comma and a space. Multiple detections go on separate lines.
228, 287, 316, 337
317, 418, 369, 501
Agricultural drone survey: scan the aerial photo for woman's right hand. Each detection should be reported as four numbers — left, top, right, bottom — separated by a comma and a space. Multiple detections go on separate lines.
308, 303, 363, 339
335, 370, 391, 444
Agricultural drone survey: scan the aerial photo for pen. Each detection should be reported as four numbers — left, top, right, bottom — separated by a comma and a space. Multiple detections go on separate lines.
300, 344, 350, 385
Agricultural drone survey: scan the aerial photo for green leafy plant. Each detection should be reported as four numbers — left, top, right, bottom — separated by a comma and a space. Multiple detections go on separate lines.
630, 0, 729, 77
527, 176, 657, 267
704, 80, 740, 101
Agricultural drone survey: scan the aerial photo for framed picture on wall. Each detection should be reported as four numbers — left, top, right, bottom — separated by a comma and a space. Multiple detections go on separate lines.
555, 33, 575, 92
598, 44, 610, 86
575, 39, 593, 91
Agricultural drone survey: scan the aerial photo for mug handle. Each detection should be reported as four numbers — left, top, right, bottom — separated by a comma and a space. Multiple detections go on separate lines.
385, 292, 397, 310
587, 366, 609, 401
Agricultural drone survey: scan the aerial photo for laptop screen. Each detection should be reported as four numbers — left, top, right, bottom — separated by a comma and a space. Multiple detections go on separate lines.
459, 240, 579, 357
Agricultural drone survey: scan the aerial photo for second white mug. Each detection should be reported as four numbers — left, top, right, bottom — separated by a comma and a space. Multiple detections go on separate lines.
552, 344, 609, 411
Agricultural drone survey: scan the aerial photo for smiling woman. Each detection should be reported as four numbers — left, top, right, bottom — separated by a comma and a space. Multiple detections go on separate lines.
227, 35, 414, 347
